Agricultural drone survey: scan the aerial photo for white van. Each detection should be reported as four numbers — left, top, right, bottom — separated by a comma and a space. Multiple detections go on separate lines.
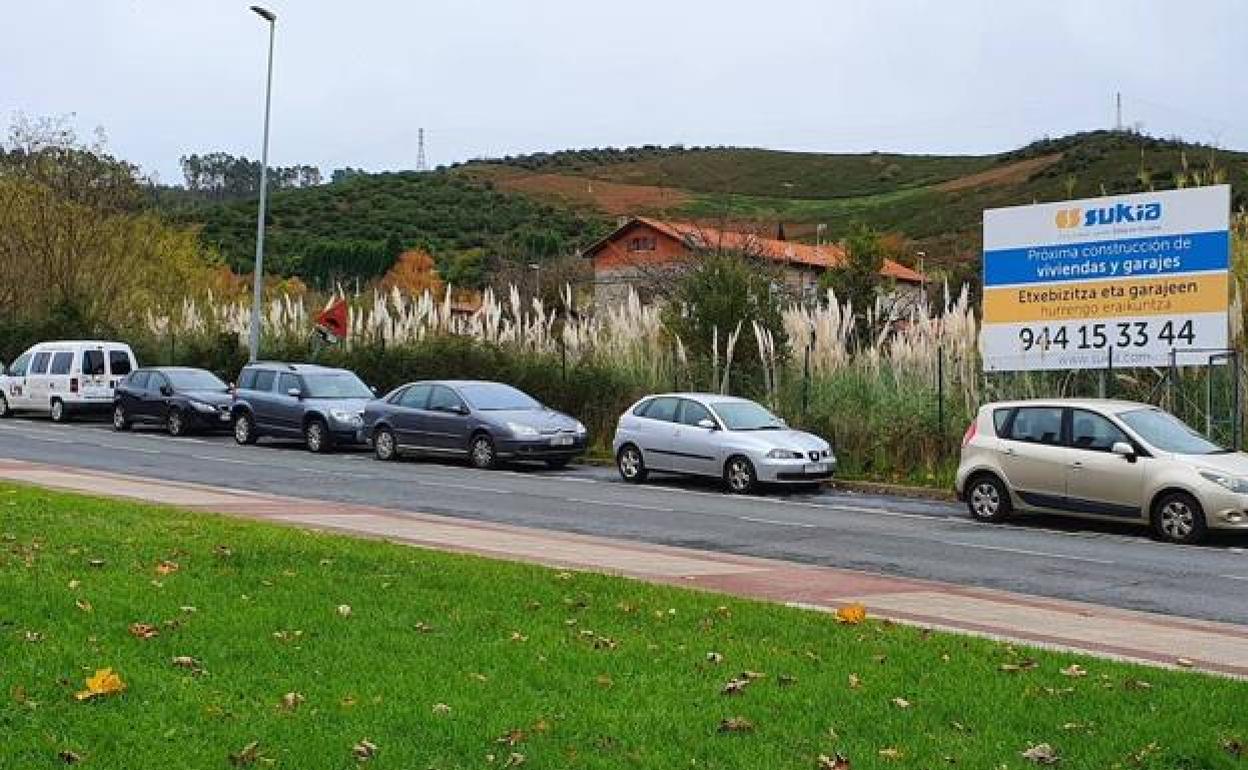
0, 341, 138, 422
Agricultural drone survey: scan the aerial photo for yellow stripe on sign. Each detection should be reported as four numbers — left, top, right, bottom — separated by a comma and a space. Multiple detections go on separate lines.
983, 273, 1228, 324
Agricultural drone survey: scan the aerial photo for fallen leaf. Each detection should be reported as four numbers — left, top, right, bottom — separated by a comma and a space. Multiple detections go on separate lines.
1021, 743, 1060, 765
999, 659, 1039, 673
23, 631, 43, 643
1124, 679, 1152, 691
74, 599, 92, 613
336, 604, 353, 618
509, 631, 528, 643
128, 623, 159, 640
278, 692, 304, 711
497, 729, 526, 746
890, 697, 911, 709
1222, 737, 1244, 757
171, 656, 203, 675
87, 559, 106, 568
1059, 664, 1087, 678
1175, 657, 1195, 668
778, 674, 798, 687
352, 739, 377, 761
74, 668, 125, 701
57, 750, 82, 764
722, 677, 750, 695
504, 752, 526, 768
595, 674, 613, 688
414, 621, 434, 633
155, 560, 179, 576
718, 717, 754, 733
67, 580, 80, 590
229, 741, 261, 767
835, 603, 867, 625
706, 651, 724, 664
848, 673, 862, 689
817, 753, 850, 769
877, 748, 902, 760
432, 702, 451, 715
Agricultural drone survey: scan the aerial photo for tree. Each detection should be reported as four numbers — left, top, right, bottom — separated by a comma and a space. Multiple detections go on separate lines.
820, 223, 886, 339
379, 249, 444, 296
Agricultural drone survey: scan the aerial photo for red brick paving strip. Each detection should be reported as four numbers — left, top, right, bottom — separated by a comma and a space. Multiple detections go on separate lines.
1, 458, 1245, 677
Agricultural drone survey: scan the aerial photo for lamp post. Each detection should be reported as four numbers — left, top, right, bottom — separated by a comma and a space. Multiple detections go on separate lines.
247, 5, 277, 362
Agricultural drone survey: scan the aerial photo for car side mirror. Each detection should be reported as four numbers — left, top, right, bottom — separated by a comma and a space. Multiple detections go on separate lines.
697, 418, 717, 430
160, 385, 173, 397
1111, 441, 1136, 461
370, 386, 378, 395
287, 388, 302, 399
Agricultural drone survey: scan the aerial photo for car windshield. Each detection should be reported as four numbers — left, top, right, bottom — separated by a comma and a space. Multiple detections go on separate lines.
1119, 408, 1225, 455
165, 370, 228, 391
301, 373, 372, 399
459, 383, 541, 411
711, 401, 785, 431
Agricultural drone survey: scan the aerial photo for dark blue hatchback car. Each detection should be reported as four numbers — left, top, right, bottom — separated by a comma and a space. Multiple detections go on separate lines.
362, 380, 587, 469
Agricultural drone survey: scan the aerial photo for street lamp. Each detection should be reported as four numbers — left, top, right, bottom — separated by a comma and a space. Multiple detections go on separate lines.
248, 5, 276, 362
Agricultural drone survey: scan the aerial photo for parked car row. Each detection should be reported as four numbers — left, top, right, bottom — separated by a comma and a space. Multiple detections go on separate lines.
5, 340, 1248, 542
0, 341, 835, 495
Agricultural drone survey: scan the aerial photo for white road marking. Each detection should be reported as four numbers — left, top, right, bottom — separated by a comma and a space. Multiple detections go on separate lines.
939, 539, 1116, 565
566, 497, 674, 513
191, 455, 254, 465
416, 480, 508, 494
785, 500, 951, 521
1219, 574, 1248, 582
97, 444, 159, 454
738, 515, 816, 528
165, 437, 207, 444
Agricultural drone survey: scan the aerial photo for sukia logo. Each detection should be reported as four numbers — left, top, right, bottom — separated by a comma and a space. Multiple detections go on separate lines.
1056, 202, 1163, 229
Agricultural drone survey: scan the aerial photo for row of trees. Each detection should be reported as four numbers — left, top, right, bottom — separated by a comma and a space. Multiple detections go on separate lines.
178, 152, 322, 200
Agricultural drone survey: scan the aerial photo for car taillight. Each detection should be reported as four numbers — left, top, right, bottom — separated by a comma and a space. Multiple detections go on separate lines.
961, 420, 977, 447
69, 377, 79, 394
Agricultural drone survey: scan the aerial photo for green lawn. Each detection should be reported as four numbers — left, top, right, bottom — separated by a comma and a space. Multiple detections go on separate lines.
2, 483, 1245, 769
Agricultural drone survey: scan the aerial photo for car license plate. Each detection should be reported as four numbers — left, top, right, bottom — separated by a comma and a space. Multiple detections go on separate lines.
805, 463, 828, 474
551, 435, 574, 447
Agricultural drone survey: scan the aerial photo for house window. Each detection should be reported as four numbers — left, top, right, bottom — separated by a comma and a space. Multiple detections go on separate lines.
627, 236, 656, 252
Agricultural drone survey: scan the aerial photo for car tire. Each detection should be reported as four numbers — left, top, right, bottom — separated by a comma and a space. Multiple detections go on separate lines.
1151, 491, 1208, 545
544, 457, 571, 470
0, 394, 11, 418
373, 426, 398, 461
469, 433, 497, 470
112, 404, 131, 431
724, 455, 758, 495
233, 412, 257, 445
167, 409, 187, 437
616, 444, 648, 484
49, 398, 68, 423
305, 418, 332, 454
966, 473, 1011, 523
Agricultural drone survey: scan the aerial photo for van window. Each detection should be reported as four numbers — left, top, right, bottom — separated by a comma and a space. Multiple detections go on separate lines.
252, 370, 276, 392
7, 352, 32, 377
49, 352, 73, 375
31, 352, 51, 375
108, 350, 132, 376
127, 371, 151, 390
277, 373, 301, 395
83, 350, 105, 375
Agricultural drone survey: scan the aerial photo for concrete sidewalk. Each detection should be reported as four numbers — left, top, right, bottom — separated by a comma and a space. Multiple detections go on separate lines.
3, 457, 1247, 678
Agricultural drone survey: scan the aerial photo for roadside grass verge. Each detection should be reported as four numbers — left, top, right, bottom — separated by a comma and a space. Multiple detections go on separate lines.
2, 483, 1245, 769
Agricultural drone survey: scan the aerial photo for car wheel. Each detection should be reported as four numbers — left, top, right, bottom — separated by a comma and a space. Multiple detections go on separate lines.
112, 404, 131, 431
233, 412, 257, 445
305, 418, 332, 454
1151, 491, 1208, 545
966, 473, 1011, 523
373, 426, 398, 461
544, 457, 571, 470
616, 444, 648, 484
724, 455, 758, 494
469, 433, 497, 470
0, 394, 11, 419
166, 409, 187, 437
49, 398, 68, 423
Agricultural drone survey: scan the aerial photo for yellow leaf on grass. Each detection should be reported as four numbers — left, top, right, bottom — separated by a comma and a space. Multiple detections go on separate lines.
835, 603, 867, 625
155, 560, 179, 576
74, 668, 125, 701
128, 623, 159, 640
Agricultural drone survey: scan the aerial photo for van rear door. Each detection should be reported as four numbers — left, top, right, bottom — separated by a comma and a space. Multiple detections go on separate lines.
80, 348, 111, 401
106, 348, 134, 394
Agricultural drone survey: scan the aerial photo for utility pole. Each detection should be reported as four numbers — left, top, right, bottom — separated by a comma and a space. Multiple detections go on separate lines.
416, 128, 428, 172
247, 5, 277, 362
1115, 92, 1122, 132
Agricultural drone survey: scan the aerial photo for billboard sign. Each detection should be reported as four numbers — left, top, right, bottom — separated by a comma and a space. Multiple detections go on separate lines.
981, 185, 1230, 372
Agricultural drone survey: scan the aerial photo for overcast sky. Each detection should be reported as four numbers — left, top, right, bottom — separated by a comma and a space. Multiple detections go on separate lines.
3, 1, 1243, 183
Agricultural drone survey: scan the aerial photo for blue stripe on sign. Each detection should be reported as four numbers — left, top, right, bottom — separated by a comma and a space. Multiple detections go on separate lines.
983, 230, 1228, 287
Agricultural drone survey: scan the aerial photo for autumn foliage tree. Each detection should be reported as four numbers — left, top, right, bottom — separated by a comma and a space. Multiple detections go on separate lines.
378, 249, 445, 296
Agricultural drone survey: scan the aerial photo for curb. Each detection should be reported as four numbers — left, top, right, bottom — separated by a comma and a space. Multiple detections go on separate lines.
832, 478, 957, 502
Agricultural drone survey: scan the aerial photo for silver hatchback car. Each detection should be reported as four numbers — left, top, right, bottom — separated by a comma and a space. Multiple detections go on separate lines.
956, 398, 1248, 544
612, 393, 835, 493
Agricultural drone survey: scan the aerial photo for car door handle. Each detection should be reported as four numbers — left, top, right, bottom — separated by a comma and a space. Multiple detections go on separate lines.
1070, 461, 1083, 469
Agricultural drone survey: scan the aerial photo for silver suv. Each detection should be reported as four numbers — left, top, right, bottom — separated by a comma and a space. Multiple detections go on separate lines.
231, 363, 373, 453
956, 398, 1248, 544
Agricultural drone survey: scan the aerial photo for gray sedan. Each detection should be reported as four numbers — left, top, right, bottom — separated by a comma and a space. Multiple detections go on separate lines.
362, 380, 587, 469
612, 393, 835, 493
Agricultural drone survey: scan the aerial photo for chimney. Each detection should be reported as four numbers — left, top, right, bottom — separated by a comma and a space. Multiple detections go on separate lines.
776, 222, 787, 241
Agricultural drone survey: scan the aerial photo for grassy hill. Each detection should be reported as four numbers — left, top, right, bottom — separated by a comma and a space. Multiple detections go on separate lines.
172, 132, 1248, 288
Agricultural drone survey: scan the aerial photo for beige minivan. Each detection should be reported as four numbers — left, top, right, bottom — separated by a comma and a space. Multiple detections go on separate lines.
956, 399, 1248, 544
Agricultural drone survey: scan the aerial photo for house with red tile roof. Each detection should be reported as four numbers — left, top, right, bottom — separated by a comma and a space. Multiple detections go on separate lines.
580, 217, 924, 306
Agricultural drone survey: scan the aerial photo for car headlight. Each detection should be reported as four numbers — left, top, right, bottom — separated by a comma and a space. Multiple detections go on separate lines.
330, 409, 363, 425
573, 421, 587, 434
507, 421, 539, 437
190, 400, 217, 413
766, 449, 805, 459
1200, 470, 1248, 493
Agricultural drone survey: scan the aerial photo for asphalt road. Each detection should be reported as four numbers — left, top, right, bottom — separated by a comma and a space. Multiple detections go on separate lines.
2, 417, 1247, 625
